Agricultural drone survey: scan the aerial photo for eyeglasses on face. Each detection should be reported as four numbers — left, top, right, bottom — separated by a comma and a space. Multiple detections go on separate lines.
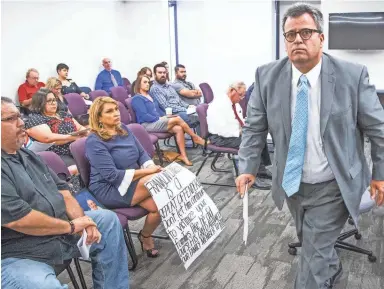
1, 112, 22, 122
231, 87, 245, 99
29, 76, 39, 80
283, 28, 322, 43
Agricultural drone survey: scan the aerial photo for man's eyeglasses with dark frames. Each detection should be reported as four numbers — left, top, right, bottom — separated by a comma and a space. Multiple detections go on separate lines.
283, 28, 322, 43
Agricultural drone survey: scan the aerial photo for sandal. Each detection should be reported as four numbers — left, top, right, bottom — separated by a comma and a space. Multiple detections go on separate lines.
177, 156, 193, 166
137, 230, 159, 258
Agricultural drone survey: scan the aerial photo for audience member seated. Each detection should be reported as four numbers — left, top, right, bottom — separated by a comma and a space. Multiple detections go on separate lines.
56, 63, 90, 100
131, 67, 153, 94
1, 97, 129, 289
150, 63, 198, 126
171, 64, 202, 106
17, 68, 45, 109
86, 97, 162, 257
95, 58, 123, 94
45, 77, 69, 113
160, 61, 170, 81
132, 75, 205, 166
207, 81, 272, 189
25, 88, 89, 170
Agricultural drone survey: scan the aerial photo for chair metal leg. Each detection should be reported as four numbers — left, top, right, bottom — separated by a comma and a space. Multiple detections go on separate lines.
155, 142, 164, 166
337, 228, 359, 241
196, 153, 210, 177
66, 263, 81, 289
74, 258, 87, 289
335, 240, 376, 262
123, 225, 138, 271
211, 152, 231, 172
232, 155, 239, 177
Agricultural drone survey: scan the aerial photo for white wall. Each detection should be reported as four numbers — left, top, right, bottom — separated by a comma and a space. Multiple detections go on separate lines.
1, 0, 171, 103
177, 0, 275, 97
322, 0, 384, 89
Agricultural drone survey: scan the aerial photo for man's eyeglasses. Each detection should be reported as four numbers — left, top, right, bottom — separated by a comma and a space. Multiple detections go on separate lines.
46, 98, 57, 105
29, 77, 39, 80
1, 113, 22, 122
283, 28, 322, 43
231, 87, 245, 99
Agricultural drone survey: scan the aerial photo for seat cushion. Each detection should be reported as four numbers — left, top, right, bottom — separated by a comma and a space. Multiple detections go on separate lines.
149, 134, 158, 144
206, 144, 238, 154
113, 207, 148, 227
149, 132, 173, 139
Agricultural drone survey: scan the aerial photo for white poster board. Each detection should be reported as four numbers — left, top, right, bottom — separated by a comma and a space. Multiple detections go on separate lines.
145, 162, 224, 269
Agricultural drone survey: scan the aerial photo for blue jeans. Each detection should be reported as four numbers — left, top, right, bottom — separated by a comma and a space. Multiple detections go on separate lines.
1, 210, 129, 289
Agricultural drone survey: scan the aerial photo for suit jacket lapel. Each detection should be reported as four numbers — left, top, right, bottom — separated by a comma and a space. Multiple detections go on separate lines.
320, 53, 336, 137
279, 60, 292, 144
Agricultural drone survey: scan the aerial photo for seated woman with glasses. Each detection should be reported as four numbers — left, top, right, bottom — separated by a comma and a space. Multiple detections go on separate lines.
132, 75, 205, 166
56, 63, 90, 100
86, 97, 161, 257
45, 77, 69, 113
25, 88, 89, 172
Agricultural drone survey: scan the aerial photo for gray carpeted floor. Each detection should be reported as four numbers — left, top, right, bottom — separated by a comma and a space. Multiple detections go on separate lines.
58, 144, 384, 289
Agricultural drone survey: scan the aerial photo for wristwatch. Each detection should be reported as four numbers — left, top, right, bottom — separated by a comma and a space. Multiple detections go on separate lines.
68, 220, 75, 235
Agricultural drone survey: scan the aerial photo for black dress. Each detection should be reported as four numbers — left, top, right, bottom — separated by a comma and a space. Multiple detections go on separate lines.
61, 79, 82, 95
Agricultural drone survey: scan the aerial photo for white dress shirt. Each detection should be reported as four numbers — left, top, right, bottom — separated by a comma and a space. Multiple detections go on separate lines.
291, 60, 334, 183
207, 95, 244, 138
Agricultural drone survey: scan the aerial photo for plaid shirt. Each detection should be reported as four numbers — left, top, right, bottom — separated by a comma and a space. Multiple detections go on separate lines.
150, 81, 189, 113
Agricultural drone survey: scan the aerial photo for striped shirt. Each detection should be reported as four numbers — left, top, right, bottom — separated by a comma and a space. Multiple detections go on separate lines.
150, 80, 189, 113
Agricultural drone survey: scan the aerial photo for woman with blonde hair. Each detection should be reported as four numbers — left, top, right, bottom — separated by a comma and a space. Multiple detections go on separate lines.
86, 97, 161, 257
45, 77, 69, 112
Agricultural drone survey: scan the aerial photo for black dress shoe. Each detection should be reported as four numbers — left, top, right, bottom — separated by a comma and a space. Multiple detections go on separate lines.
324, 261, 343, 288
251, 179, 271, 190
257, 171, 272, 180
257, 166, 272, 179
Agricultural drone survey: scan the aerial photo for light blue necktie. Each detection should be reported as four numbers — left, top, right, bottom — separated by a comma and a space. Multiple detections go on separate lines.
282, 75, 309, 197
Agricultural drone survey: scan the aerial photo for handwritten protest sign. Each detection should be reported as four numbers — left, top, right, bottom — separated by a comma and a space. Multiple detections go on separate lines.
145, 162, 224, 269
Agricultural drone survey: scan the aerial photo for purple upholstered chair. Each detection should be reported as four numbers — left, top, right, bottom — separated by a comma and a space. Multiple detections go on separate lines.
69, 138, 150, 270
126, 123, 156, 158
110, 86, 129, 105
37, 151, 71, 181
125, 97, 175, 165
195, 103, 238, 187
199, 82, 214, 104
37, 150, 87, 289
118, 102, 131, 125
63, 93, 88, 117
89, 90, 108, 101
122, 77, 132, 95
63, 93, 89, 125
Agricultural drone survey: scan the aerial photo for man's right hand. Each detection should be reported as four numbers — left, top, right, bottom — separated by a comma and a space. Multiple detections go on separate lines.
236, 174, 256, 197
71, 216, 97, 234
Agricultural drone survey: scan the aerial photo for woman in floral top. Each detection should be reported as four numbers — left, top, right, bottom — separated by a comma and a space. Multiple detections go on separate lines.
25, 88, 89, 168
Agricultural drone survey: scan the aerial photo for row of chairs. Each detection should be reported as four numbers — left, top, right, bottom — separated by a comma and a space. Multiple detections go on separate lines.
37, 123, 171, 288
